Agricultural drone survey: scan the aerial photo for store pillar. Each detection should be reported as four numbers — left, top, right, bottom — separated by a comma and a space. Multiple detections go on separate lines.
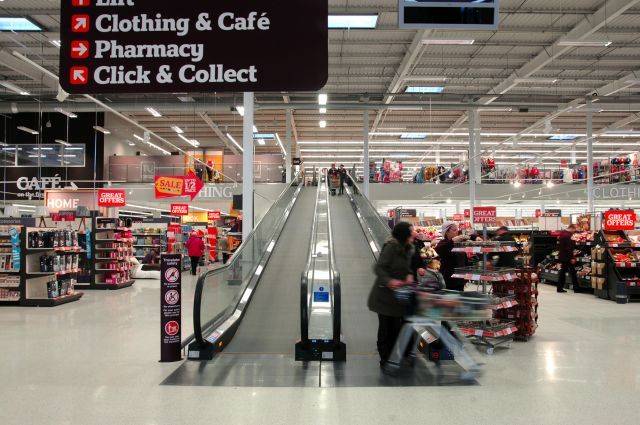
243, 92, 254, 240
586, 97, 595, 229
468, 107, 479, 216
363, 110, 370, 198
286, 110, 293, 184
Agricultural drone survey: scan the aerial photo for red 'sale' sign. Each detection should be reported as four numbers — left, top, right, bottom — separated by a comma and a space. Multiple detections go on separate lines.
603, 210, 637, 231
473, 207, 497, 224
97, 189, 126, 207
170, 204, 189, 216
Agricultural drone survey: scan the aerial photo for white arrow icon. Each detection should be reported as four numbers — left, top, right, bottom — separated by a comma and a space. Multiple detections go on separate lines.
72, 42, 88, 56
73, 17, 87, 30
72, 69, 86, 82
66, 182, 78, 190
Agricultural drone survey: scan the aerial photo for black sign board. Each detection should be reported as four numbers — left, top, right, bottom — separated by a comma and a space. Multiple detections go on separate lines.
59, 0, 328, 94
293, 157, 302, 166
398, 0, 499, 30
160, 254, 182, 362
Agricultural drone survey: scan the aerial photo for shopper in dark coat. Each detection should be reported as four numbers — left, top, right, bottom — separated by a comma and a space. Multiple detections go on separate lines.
492, 226, 517, 268
410, 233, 428, 278
435, 222, 469, 291
338, 164, 347, 195
368, 222, 415, 365
557, 224, 578, 293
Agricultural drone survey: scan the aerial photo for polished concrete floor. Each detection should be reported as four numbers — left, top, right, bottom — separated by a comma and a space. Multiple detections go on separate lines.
1, 280, 640, 424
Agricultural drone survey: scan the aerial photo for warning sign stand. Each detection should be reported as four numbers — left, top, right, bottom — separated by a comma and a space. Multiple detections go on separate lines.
160, 254, 182, 362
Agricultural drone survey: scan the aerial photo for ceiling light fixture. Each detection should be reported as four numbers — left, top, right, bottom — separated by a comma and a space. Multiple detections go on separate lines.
319, 120, 327, 128
0, 81, 30, 96
171, 125, 183, 134
557, 40, 612, 47
319, 108, 327, 114
256, 139, 265, 146
93, 126, 111, 134
235, 106, 245, 117
318, 93, 328, 106
54, 107, 77, 118
50, 39, 61, 48
513, 78, 558, 84
0, 17, 43, 32
146, 107, 162, 117
133, 134, 144, 141
178, 133, 199, 147
17, 126, 38, 135
405, 86, 444, 94
275, 133, 286, 155
54, 139, 71, 147
422, 39, 475, 45
328, 14, 378, 29
226, 133, 244, 152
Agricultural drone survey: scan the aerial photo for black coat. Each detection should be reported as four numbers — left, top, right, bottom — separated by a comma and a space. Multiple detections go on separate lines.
410, 239, 426, 277
435, 237, 466, 291
368, 239, 412, 317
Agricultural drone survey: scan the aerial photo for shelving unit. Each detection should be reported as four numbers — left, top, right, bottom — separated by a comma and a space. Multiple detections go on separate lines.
601, 230, 640, 304
77, 217, 135, 290
20, 227, 84, 307
0, 221, 26, 305
591, 243, 608, 300
539, 231, 595, 291
130, 218, 170, 262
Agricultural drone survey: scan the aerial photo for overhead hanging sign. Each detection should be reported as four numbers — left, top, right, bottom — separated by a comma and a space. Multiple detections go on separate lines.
59, 0, 328, 94
154, 171, 204, 200
603, 210, 637, 231
170, 203, 189, 216
398, 0, 499, 30
473, 207, 497, 224
97, 188, 126, 207
208, 210, 221, 221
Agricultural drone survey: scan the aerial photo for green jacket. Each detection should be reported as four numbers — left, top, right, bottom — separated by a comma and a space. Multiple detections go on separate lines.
368, 238, 413, 317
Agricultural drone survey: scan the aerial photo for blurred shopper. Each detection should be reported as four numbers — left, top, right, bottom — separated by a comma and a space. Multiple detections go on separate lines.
557, 224, 578, 293
142, 249, 159, 265
410, 231, 428, 278
185, 231, 205, 276
338, 164, 347, 195
492, 226, 517, 268
206, 160, 214, 182
435, 222, 469, 291
368, 222, 415, 368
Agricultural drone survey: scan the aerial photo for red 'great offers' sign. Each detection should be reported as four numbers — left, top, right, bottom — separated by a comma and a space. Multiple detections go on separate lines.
97, 189, 126, 207
603, 210, 637, 231
170, 204, 189, 216
473, 207, 497, 224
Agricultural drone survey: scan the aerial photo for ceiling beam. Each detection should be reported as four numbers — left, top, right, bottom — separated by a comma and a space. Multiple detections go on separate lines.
370, 29, 432, 133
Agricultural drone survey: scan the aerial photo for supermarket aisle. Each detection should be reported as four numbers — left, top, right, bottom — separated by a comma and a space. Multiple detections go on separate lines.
329, 193, 378, 355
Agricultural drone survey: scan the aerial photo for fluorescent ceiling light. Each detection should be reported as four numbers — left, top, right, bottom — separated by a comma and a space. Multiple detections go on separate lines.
93, 126, 111, 134
127, 141, 135, 146
513, 78, 558, 84
548, 135, 579, 141
226, 133, 244, 152
557, 40, 612, 47
147, 142, 170, 155
275, 133, 286, 155
328, 14, 378, 29
54, 107, 77, 118
256, 139, 265, 146
171, 125, 183, 134
146, 107, 162, 117
253, 133, 275, 140
319, 108, 327, 114
318, 93, 328, 105
235, 106, 245, 117
177, 96, 195, 102
50, 39, 61, 48
405, 86, 444, 94
252, 125, 258, 133
319, 120, 327, 128
400, 133, 427, 139
422, 39, 474, 45
178, 133, 199, 147
0, 17, 43, 32
403, 76, 448, 82
484, 96, 498, 105
54, 139, 71, 147
133, 134, 144, 141
0, 81, 29, 96
17, 126, 38, 135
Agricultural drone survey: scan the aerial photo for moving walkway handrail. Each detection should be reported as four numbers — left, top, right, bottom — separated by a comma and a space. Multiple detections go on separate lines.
299, 171, 342, 347
188, 173, 301, 348
344, 172, 391, 256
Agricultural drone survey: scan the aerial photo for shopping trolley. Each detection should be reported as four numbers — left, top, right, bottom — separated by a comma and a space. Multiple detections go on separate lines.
385, 289, 492, 380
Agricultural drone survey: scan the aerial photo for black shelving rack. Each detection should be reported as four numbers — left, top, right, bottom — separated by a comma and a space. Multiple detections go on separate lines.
75, 216, 135, 290
19, 227, 84, 307
601, 230, 640, 304
591, 233, 608, 300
